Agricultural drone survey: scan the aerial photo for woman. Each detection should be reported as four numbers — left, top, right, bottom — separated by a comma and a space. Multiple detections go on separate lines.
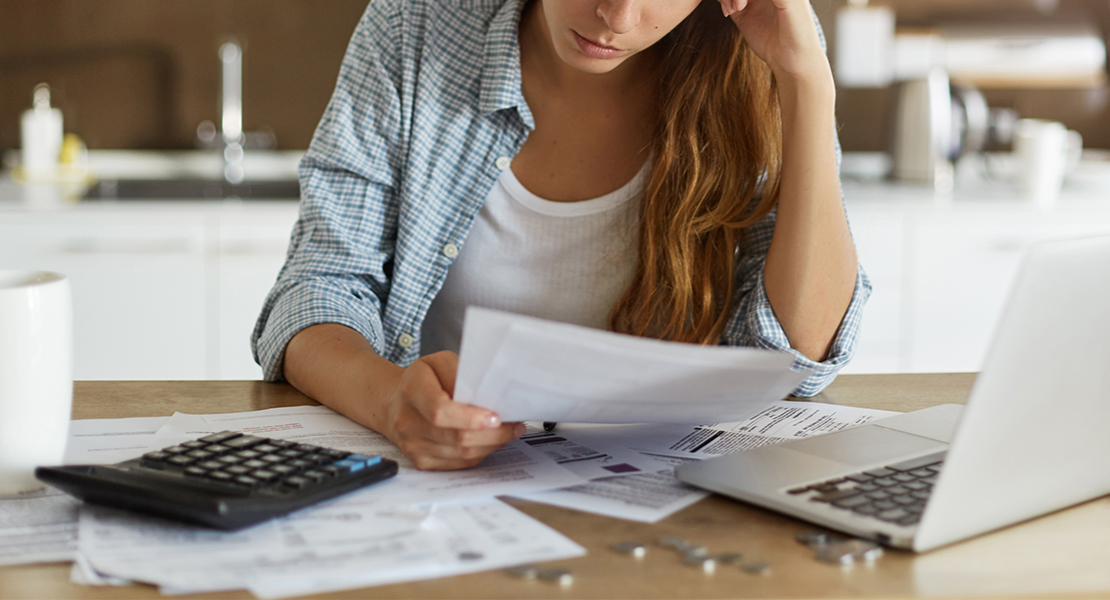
253, 0, 869, 471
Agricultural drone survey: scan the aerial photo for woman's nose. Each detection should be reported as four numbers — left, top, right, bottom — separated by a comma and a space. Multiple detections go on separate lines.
596, 0, 641, 35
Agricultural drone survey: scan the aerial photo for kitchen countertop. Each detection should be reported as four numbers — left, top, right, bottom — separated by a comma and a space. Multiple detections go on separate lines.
1, 151, 1107, 213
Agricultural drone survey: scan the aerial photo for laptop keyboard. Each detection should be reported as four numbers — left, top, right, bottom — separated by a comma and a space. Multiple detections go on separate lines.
786, 451, 946, 527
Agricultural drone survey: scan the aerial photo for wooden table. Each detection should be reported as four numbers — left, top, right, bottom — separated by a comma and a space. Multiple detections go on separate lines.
2, 374, 1108, 599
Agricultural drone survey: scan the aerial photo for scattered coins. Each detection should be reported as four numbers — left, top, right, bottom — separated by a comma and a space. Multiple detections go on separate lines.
681, 544, 708, 557
537, 568, 574, 587
796, 529, 884, 566
658, 536, 688, 549
740, 561, 772, 576
683, 554, 716, 573
814, 540, 884, 566
714, 552, 743, 565
795, 530, 840, 548
505, 564, 539, 579
612, 541, 647, 558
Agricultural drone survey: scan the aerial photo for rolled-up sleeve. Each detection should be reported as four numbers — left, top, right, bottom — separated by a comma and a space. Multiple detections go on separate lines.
251, 1, 406, 381
723, 208, 872, 397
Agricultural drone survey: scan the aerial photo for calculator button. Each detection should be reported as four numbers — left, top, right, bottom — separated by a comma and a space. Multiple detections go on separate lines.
283, 476, 313, 490
242, 460, 268, 469
166, 455, 196, 467
269, 464, 297, 475
207, 471, 234, 482
225, 465, 251, 475
197, 460, 225, 470
321, 449, 350, 459
332, 459, 365, 473
321, 465, 342, 477
250, 470, 280, 482
301, 470, 329, 482
182, 441, 207, 449
234, 450, 262, 459
185, 450, 214, 460
269, 439, 296, 448
278, 449, 303, 458
223, 435, 266, 449
294, 444, 322, 453
163, 445, 190, 455
348, 454, 380, 466
199, 431, 242, 444
142, 451, 171, 462
254, 444, 281, 454
184, 467, 208, 477
301, 453, 329, 465
204, 444, 231, 455
217, 455, 243, 464
260, 454, 285, 464
287, 459, 313, 469
233, 476, 260, 488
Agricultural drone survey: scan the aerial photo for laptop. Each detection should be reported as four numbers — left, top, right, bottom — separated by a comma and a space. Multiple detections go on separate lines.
676, 235, 1110, 552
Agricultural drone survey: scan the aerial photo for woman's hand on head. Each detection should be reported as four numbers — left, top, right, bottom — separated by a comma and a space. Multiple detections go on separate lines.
719, 0, 832, 87
381, 351, 524, 471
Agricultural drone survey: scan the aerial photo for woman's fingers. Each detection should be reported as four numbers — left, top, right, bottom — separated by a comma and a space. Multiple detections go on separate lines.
392, 354, 524, 470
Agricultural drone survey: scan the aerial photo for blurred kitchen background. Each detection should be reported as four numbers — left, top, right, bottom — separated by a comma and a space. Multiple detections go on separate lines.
1, 0, 1109, 381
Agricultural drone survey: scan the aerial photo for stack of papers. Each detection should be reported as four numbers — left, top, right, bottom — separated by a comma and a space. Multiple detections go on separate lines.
0, 310, 897, 597
1, 400, 895, 597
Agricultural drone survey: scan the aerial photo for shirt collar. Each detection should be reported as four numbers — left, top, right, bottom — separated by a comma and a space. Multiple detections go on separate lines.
477, 0, 534, 129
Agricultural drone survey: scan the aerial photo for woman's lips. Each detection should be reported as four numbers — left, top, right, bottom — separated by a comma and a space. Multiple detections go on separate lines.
573, 31, 626, 60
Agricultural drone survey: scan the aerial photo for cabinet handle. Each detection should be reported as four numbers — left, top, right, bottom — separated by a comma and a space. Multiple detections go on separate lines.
61, 238, 197, 255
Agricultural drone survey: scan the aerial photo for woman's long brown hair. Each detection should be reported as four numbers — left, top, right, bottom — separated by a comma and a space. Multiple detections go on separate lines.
609, 1, 783, 345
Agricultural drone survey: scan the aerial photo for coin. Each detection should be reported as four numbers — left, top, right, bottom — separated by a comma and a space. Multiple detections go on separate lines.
613, 541, 647, 558
537, 568, 574, 587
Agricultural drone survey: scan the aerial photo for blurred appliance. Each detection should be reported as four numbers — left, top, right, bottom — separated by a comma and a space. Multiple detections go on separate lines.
891, 70, 953, 187
892, 70, 1018, 187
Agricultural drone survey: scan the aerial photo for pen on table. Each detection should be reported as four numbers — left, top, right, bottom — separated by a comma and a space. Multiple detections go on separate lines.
543, 422, 557, 432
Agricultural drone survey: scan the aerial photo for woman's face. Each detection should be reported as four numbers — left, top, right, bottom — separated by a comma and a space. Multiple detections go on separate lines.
535, 0, 703, 74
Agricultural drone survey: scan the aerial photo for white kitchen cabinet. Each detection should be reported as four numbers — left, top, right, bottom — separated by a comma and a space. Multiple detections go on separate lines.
0, 201, 299, 381
0, 211, 209, 380
215, 207, 298, 380
842, 174, 1110, 374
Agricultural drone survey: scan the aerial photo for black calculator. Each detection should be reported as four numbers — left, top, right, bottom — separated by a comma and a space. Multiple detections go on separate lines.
35, 431, 398, 530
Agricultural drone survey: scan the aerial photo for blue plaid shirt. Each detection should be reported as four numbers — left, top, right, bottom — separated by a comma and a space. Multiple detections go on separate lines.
252, 0, 871, 397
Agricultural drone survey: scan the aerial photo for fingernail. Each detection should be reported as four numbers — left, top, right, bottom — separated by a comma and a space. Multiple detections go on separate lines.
485, 414, 500, 428
514, 423, 526, 437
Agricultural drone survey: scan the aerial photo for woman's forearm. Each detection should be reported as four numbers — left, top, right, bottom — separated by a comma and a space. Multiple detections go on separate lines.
283, 323, 404, 437
763, 71, 858, 362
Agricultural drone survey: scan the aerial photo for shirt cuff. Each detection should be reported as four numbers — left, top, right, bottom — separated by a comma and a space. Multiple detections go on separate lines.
252, 279, 385, 382
741, 263, 872, 397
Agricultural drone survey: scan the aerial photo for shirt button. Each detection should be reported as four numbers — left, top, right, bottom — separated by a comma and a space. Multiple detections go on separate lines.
494, 156, 512, 171
397, 333, 414, 349
442, 243, 459, 259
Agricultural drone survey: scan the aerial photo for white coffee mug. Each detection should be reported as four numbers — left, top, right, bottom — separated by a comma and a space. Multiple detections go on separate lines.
1013, 119, 1070, 210
0, 271, 73, 494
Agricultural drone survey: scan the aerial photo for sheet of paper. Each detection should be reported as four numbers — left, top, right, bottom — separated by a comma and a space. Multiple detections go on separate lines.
161, 406, 586, 506
651, 401, 899, 459
514, 401, 898, 522
455, 307, 813, 424
517, 425, 667, 481
0, 415, 191, 567
78, 497, 584, 597
64, 416, 183, 464
0, 488, 80, 566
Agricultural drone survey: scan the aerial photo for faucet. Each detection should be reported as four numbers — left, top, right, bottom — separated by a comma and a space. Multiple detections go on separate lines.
195, 38, 276, 184
219, 40, 245, 184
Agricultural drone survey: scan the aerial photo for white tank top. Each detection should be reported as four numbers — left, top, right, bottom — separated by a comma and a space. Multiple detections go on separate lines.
420, 162, 647, 355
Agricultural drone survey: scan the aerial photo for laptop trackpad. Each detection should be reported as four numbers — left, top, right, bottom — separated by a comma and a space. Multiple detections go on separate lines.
786, 424, 946, 468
